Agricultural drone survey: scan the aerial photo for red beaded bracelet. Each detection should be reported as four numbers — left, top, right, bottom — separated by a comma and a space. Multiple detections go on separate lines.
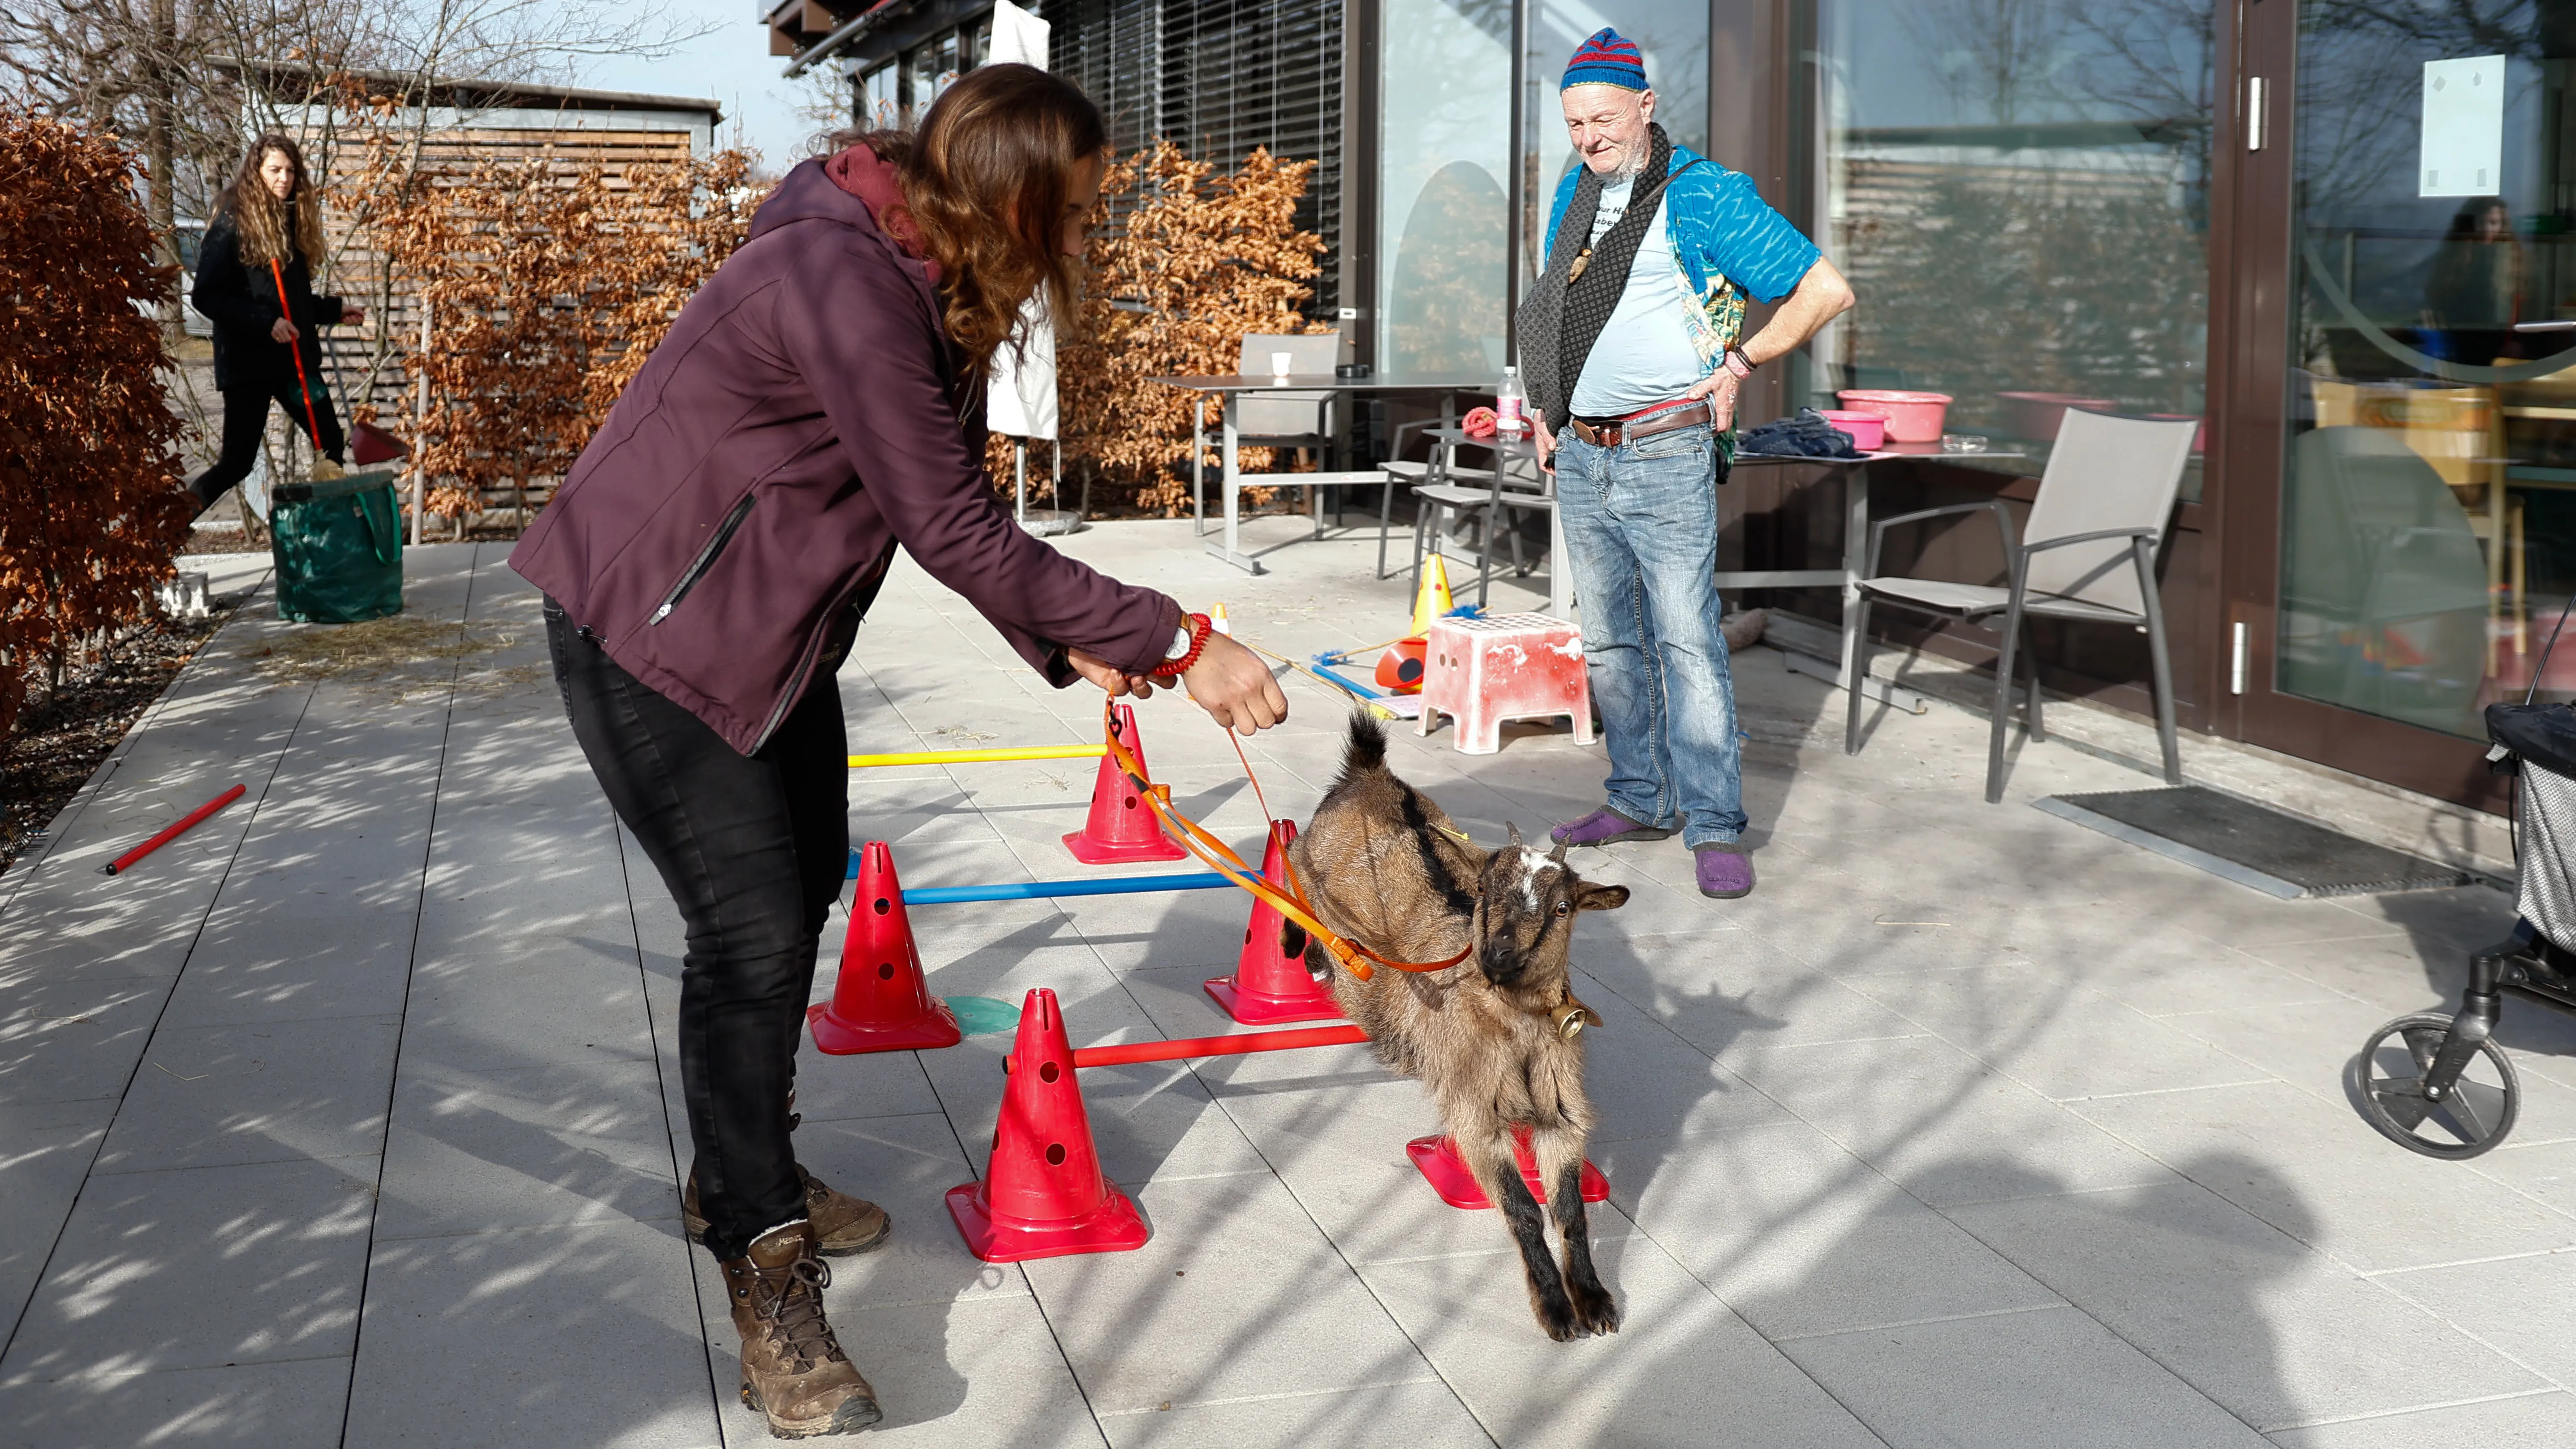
1152, 611, 1214, 684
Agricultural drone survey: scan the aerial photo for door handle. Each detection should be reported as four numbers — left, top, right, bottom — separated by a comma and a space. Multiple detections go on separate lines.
2246, 76, 2268, 151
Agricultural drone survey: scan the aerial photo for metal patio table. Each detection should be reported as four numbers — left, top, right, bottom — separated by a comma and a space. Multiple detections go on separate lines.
1150, 371, 1493, 573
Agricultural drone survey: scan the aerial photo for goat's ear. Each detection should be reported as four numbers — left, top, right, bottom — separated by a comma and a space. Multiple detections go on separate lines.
1575, 882, 1630, 913
1280, 920, 1309, 958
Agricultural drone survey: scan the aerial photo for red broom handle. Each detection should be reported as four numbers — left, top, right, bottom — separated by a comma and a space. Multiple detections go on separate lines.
270, 258, 326, 452
1009, 1023, 1369, 1073
100, 784, 246, 876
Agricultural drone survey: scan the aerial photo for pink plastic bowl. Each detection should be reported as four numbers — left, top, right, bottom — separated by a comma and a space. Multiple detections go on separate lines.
1817, 409, 1886, 451
1836, 389, 1953, 443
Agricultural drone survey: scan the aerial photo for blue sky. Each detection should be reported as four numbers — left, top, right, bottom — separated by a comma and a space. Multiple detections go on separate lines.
578, 0, 844, 170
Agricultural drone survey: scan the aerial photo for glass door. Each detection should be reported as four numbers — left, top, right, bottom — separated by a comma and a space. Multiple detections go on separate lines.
2272, 0, 2576, 760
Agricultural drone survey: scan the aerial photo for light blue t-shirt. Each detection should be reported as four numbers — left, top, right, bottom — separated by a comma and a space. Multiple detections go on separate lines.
1569, 177, 1706, 418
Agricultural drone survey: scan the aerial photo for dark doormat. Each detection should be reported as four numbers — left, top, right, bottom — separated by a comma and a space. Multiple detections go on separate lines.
2034, 785, 2475, 899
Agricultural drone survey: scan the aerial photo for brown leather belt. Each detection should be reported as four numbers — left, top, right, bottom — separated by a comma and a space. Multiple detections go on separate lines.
1567, 400, 1712, 448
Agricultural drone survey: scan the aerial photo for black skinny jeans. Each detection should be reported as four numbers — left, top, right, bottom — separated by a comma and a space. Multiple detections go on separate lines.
543, 598, 849, 1259
192, 378, 346, 508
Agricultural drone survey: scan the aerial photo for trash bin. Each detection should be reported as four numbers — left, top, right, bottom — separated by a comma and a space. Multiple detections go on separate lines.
269, 469, 403, 623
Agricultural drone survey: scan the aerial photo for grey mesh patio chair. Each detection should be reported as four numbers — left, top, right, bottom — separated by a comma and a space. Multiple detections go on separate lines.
1375, 417, 1500, 577
1193, 331, 1346, 535
1412, 438, 1547, 608
1844, 409, 2199, 803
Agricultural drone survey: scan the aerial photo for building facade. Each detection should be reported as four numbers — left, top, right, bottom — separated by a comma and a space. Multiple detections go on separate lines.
776, 0, 2567, 814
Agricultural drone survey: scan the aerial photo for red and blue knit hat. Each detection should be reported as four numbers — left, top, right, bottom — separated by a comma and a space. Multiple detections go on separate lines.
1562, 28, 1647, 91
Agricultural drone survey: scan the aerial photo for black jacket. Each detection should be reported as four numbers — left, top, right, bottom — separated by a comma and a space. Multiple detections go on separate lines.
190, 212, 344, 393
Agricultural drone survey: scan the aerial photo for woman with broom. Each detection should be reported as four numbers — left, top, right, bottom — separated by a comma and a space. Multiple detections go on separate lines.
187, 133, 362, 513
510, 64, 1286, 1437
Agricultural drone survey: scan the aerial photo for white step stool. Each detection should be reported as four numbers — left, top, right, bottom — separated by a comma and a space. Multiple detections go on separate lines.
1417, 613, 1594, 755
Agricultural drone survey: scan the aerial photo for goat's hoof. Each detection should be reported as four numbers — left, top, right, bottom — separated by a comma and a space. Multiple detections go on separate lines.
1571, 1287, 1621, 1337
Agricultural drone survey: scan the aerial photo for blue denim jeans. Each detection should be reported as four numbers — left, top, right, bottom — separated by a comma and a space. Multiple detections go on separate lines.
1554, 421, 1745, 848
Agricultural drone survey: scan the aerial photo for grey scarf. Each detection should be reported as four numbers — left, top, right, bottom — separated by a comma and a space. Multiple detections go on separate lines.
1515, 124, 1685, 432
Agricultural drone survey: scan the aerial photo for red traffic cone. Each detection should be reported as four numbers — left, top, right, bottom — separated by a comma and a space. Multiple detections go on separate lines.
1204, 821, 1344, 1024
1406, 1126, 1610, 1210
946, 988, 1151, 1262
807, 841, 962, 1055
1061, 704, 1187, 864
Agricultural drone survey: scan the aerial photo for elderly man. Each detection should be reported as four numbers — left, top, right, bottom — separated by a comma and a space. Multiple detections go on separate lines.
1521, 28, 1854, 900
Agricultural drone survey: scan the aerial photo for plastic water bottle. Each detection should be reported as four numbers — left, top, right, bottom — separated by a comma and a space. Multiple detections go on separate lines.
1496, 365, 1528, 437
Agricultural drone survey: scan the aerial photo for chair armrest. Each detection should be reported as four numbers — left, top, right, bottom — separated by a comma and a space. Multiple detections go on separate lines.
2017, 526, 2159, 556
1867, 500, 2013, 581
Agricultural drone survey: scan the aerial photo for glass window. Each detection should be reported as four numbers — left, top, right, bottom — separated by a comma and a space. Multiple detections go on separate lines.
1378, 0, 1512, 375
862, 62, 901, 131
1803, 0, 2215, 487
2280, 0, 2576, 737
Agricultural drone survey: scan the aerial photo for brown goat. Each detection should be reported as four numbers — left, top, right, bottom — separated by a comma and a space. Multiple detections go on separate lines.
1281, 714, 1630, 1340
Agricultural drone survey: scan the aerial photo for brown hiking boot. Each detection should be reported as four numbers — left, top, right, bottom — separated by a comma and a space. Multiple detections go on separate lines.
686, 1168, 892, 1257
721, 1221, 882, 1438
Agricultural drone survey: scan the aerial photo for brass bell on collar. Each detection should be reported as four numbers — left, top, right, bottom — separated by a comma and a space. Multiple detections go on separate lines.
1551, 1002, 1597, 1041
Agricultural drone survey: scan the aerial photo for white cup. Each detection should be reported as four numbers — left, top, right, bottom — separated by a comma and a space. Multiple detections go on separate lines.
1270, 350, 1294, 381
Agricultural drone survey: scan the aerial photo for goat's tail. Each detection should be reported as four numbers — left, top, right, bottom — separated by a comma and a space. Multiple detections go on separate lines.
1338, 709, 1389, 784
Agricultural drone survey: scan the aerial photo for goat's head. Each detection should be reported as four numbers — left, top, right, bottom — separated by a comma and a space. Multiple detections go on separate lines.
1470, 824, 1629, 996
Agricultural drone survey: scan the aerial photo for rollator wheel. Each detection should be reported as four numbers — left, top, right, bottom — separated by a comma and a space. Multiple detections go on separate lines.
2356, 1012, 2520, 1160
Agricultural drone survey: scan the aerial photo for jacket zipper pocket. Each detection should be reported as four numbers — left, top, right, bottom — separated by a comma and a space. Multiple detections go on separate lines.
649, 492, 757, 625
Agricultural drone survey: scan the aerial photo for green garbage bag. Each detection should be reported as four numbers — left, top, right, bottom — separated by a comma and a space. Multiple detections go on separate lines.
270, 469, 404, 623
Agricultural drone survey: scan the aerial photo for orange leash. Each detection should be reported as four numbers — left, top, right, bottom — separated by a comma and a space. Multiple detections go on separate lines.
270, 258, 327, 453
1099, 699, 1471, 981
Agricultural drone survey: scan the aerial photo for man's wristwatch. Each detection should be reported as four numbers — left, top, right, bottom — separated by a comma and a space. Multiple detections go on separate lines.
1720, 348, 1755, 380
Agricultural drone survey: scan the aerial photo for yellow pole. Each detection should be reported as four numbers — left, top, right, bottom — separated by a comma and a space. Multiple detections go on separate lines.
847, 743, 1108, 769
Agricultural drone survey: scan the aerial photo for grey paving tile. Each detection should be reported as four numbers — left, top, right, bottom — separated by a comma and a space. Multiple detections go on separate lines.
1019, 1172, 1430, 1416
90, 1016, 399, 1174
153, 903, 417, 1029
398, 941, 656, 1073
0, 1353, 351, 1449
374, 1058, 677, 1239
343, 1219, 715, 1449
1097, 1380, 1485, 1449
2072, 1080, 2576, 1272
1945, 1180, 2546, 1429
0, 976, 168, 1105
2372, 1250, 2576, 1389
1778, 1304, 2269, 1448
0, 1157, 377, 1383
1602, 1118, 2066, 1341
0, 1100, 116, 1347
1841, 960, 2274, 1101
1731, 1032, 2177, 1207
1358, 1234, 1882, 1448
776, 1112, 1031, 1311
2264, 1390, 2575, 1448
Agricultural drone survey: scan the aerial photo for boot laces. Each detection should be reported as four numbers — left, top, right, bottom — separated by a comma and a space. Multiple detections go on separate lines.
752, 1256, 845, 1370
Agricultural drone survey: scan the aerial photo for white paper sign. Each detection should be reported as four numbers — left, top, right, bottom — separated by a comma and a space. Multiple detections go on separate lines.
2422, 56, 2506, 197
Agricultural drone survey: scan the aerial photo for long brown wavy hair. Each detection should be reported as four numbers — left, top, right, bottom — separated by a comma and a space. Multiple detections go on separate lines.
836, 65, 1105, 375
215, 133, 326, 269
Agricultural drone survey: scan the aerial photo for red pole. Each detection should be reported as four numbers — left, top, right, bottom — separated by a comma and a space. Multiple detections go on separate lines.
99, 784, 246, 876
1027, 1023, 1370, 1072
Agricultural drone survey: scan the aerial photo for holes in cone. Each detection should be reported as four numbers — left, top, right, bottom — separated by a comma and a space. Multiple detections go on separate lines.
1122, 795, 1137, 809
1039, 1060, 1060, 1083
873, 898, 890, 916
1046, 1143, 1066, 1165
877, 962, 895, 980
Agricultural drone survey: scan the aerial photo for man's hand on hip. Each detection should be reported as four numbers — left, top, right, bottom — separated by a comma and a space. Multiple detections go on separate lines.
1686, 371, 1742, 431
1534, 414, 1556, 473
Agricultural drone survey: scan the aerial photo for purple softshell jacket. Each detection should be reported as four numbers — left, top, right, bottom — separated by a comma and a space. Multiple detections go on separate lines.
510, 151, 1180, 756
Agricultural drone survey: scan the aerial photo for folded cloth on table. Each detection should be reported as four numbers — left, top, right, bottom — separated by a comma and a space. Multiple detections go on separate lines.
1736, 407, 1863, 460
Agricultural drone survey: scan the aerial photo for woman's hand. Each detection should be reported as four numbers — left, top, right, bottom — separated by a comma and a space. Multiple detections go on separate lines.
1182, 633, 1287, 735
1068, 647, 1157, 700
340, 304, 366, 327
270, 317, 298, 344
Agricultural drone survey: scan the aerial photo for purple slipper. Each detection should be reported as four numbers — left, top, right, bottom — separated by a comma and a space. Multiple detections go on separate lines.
1694, 843, 1755, 899
1551, 807, 1675, 848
